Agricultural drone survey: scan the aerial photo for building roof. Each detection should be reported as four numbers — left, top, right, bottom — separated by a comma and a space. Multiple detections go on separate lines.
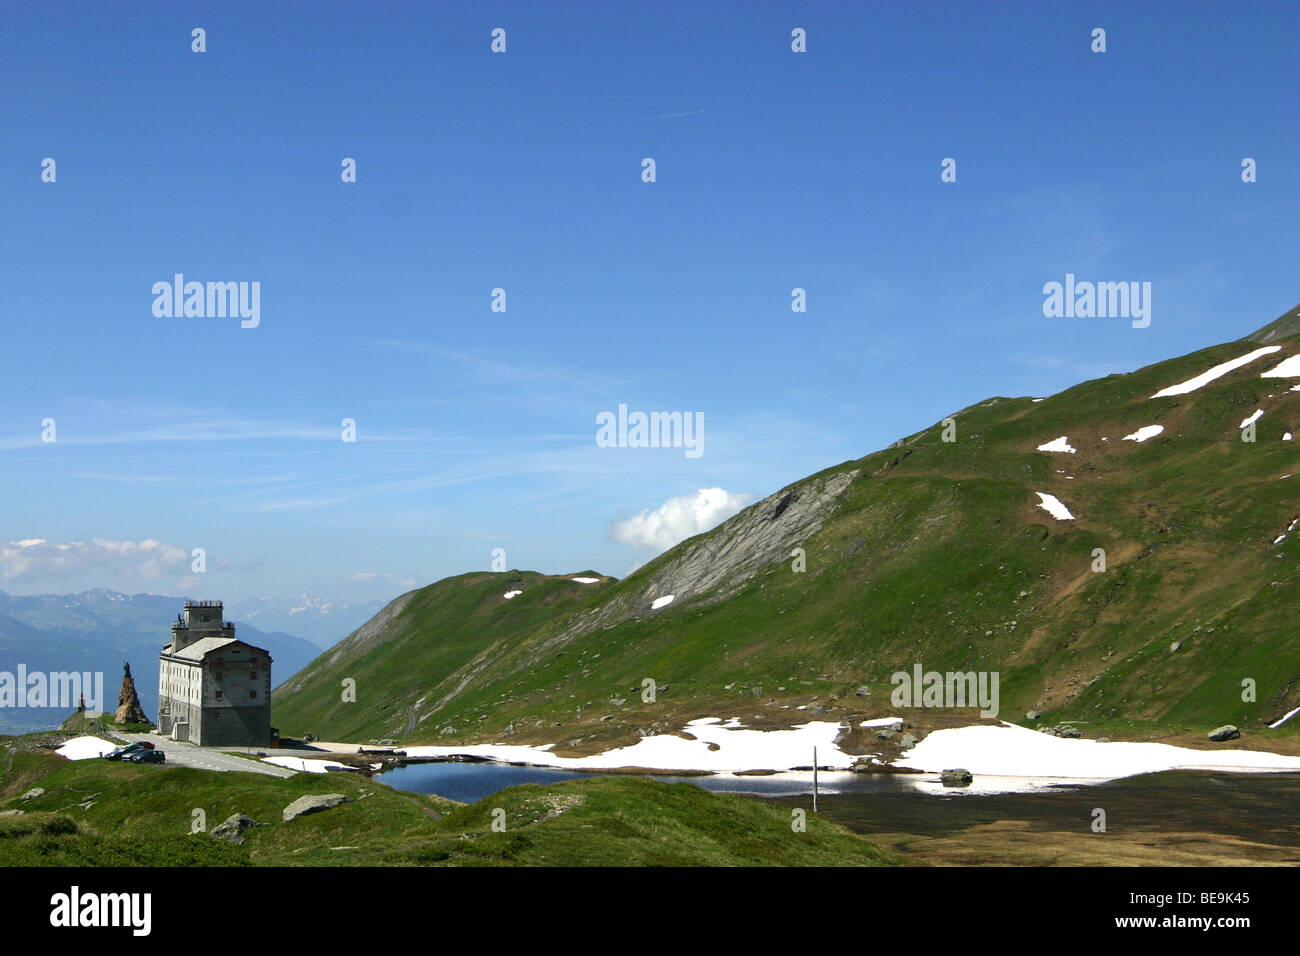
163, 637, 269, 661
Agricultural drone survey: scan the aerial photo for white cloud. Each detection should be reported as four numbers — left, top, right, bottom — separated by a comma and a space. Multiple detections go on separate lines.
609, 488, 751, 553
0, 537, 192, 583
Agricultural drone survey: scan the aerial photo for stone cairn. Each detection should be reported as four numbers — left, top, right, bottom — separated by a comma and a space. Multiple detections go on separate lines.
114, 662, 150, 726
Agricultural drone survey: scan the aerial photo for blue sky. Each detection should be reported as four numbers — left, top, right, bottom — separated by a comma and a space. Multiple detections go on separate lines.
1, 1, 1296, 608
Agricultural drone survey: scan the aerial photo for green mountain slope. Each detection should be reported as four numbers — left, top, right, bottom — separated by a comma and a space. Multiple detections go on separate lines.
275, 307, 1300, 749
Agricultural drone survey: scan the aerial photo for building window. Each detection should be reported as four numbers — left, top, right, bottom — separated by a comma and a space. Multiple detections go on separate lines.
215, 690, 223, 700
250, 690, 257, 699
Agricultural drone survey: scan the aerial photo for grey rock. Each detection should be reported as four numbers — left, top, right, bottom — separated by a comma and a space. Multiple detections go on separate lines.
940, 768, 973, 787
1056, 726, 1082, 739
874, 728, 898, 740
282, 793, 352, 823
1025, 711, 1040, 721
1208, 725, 1240, 742
898, 733, 918, 749
19, 788, 44, 802
854, 686, 871, 697
512, 471, 858, 671
0, 809, 25, 817
211, 812, 260, 845
1170, 641, 1182, 653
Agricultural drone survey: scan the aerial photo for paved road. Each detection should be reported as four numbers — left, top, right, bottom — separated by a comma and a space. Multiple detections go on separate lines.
117, 732, 295, 777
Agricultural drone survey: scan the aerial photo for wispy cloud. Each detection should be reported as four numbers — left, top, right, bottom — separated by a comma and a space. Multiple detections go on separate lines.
0, 537, 195, 583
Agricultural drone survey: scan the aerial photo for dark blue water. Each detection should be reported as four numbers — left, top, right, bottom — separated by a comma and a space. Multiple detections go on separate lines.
377, 761, 987, 803
380, 762, 602, 803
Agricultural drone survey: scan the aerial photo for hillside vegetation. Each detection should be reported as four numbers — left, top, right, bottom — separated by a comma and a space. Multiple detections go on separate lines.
275, 305, 1300, 753
0, 735, 899, 867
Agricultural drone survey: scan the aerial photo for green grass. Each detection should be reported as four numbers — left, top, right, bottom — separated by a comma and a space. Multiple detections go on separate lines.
0, 739, 900, 867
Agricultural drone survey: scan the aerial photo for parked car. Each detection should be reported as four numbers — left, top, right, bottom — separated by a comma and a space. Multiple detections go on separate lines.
125, 748, 165, 764
103, 741, 155, 761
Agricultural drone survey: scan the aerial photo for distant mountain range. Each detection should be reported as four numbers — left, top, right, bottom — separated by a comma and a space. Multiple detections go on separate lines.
0, 589, 321, 734
275, 302, 1300, 749
221, 594, 388, 649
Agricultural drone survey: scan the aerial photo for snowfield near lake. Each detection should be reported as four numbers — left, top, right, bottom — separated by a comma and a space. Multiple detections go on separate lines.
1036, 436, 1077, 454
1150, 345, 1281, 398
1035, 492, 1075, 521
261, 756, 350, 773
55, 736, 117, 760
895, 723, 1300, 779
1122, 425, 1164, 442
397, 717, 854, 773
391, 717, 1300, 781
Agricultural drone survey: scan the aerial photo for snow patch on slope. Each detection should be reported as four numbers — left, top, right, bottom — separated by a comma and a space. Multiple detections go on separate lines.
1122, 425, 1164, 443
1035, 492, 1075, 521
1036, 436, 1077, 454
1151, 346, 1281, 398
1240, 409, 1264, 429
1261, 354, 1300, 378
1269, 707, 1300, 729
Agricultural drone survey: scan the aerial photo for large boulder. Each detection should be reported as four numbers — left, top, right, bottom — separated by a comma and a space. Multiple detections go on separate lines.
282, 793, 352, 822
1208, 725, 1240, 742
940, 768, 973, 787
20, 788, 44, 802
210, 813, 260, 845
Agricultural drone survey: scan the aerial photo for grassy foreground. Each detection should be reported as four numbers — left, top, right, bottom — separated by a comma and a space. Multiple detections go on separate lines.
0, 735, 901, 867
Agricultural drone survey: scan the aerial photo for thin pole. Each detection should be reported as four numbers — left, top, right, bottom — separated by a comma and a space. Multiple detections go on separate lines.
813, 746, 818, 813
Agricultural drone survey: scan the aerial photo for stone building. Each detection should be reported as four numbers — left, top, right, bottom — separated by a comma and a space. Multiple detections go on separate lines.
157, 600, 272, 747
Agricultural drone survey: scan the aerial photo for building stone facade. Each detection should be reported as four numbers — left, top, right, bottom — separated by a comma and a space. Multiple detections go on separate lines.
157, 601, 272, 747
